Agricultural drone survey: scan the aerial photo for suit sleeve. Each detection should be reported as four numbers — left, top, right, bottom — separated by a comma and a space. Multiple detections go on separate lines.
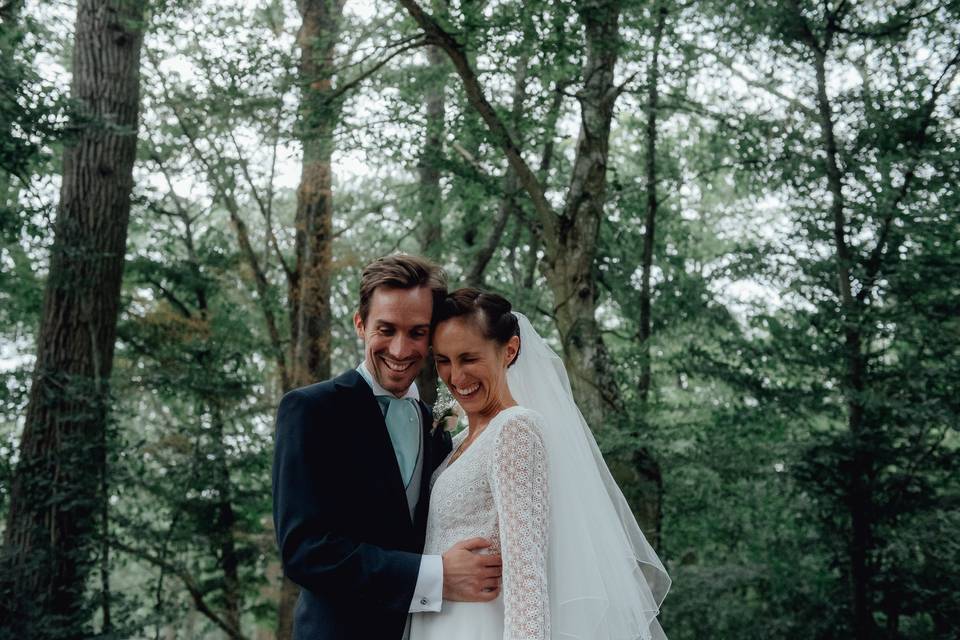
272, 388, 421, 611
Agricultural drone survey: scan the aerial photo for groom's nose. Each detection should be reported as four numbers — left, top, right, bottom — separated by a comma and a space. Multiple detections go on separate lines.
388, 333, 410, 358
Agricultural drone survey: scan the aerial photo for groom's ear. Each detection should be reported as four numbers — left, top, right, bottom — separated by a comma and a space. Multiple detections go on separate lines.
353, 311, 365, 339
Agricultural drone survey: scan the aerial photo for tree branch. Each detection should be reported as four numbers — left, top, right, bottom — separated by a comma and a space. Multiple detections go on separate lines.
857, 46, 960, 302
142, 276, 193, 319
113, 540, 250, 640
326, 38, 428, 105
147, 52, 290, 390
395, 0, 558, 243
835, 1, 939, 39
696, 46, 818, 119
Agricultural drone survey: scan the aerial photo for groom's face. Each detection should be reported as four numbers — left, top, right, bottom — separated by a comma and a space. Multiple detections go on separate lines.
354, 285, 433, 396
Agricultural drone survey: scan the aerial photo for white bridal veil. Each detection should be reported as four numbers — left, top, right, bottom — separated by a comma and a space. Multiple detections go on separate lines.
506, 312, 671, 640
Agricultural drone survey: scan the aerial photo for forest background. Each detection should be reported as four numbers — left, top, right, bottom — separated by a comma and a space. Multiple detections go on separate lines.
0, 0, 958, 639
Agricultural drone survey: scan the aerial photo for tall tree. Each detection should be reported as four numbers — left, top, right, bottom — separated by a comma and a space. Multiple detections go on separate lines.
1, 0, 146, 636
397, 0, 665, 538
637, 0, 668, 403
414, 40, 447, 407
277, 1, 344, 636
697, 0, 960, 635
0, 0, 26, 211
417, 43, 446, 261
398, 0, 621, 423
790, 6, 958, 634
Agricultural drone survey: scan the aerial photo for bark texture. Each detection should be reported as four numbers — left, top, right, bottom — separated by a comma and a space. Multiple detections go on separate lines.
418, 43, 446, 260
277, 1, 344, 637
398, 0, 665, 541
1, 1, 145, 636
291, 0, 341, 391
540, 0, 622, 430
790, 6, 873, 636
786, 3, 960, 636
0, 0, 27, 204
415, 42, 447, 407
638, 3, 667, 403
629, 2, 670, 551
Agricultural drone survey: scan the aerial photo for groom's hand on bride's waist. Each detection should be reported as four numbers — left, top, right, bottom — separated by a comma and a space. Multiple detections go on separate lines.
441, 537, 503, 602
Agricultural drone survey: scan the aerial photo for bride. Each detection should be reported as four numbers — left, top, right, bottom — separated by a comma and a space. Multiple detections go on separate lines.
411, 288, 670, 640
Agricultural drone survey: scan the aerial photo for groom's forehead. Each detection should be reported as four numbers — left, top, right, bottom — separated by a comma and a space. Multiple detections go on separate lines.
366, 286, 433, 321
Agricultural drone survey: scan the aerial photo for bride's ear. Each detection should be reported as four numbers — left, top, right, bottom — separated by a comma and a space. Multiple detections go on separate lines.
503, 335, 520, 367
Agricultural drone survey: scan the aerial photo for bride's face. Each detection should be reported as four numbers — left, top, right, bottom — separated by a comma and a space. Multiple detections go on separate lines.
433, 316, 518, 420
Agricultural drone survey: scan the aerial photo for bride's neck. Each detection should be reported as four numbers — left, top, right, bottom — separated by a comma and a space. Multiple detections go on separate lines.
466, 390, 518, 431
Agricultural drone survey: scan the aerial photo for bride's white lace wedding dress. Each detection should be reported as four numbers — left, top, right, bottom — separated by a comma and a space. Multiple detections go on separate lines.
410, 405, 550, 640
413, 313, 670, 640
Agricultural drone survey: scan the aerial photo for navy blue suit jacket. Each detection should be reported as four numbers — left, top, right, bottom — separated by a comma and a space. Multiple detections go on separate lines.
272, 369, 452, 640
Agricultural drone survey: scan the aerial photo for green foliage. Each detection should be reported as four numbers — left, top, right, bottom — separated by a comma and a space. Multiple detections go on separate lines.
2, 0, 957, 637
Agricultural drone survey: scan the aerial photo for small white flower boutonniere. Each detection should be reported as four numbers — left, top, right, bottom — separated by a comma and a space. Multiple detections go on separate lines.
431, 384, 463, 434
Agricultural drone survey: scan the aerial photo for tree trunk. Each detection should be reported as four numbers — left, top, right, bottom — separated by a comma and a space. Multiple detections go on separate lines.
210, 405, 243, 635
619, 2, 670, 553
638, 3, 667, 403
183, 214, 245, 638
0, 0, 26, 203
418, 43, 446, 260
1, 1, 144, 636
415, 42, 447, 407
540, 0, 622, 430
399, 0, 665, 540
804, 20, 873, 639
99, 440, 111, 634
277, 2, 344, 637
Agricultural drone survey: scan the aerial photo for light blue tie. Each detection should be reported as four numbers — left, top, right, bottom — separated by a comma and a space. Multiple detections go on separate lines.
376, 395, 421, 487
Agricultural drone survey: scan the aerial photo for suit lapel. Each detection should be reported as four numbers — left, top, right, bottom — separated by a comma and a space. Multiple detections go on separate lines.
334, 370, 413, 536
417, 401, 433, 487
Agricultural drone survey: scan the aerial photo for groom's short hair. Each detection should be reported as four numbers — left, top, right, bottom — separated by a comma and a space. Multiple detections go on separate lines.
358, 254, 447, 322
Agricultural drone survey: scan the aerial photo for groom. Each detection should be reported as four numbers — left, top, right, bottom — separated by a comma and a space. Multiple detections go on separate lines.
272, 254, 503, 639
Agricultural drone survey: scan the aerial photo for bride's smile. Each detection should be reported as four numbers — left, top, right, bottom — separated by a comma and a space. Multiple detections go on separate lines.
432, 316, 519, 427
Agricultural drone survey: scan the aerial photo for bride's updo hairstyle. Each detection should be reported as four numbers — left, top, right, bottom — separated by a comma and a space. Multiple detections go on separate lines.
433, 288, 521, 366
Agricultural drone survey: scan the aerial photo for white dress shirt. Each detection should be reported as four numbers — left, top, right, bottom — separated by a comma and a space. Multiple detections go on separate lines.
356, 362, 443, 614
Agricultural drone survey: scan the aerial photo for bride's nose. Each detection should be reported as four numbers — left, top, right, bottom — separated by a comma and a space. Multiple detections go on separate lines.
449, 363, 466, 386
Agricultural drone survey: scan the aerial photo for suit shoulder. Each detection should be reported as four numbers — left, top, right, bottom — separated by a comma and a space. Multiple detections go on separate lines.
277, 369, 365, 416
280, 379, 336, 405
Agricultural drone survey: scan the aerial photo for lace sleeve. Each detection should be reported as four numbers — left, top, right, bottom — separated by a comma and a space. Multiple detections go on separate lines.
489, 411, 550, 640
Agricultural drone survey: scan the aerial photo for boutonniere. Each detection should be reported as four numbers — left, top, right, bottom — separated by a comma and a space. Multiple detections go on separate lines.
431, 384, 463, 435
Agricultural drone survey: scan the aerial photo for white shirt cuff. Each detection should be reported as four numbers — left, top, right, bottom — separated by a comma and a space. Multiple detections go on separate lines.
408, 554, 443, 612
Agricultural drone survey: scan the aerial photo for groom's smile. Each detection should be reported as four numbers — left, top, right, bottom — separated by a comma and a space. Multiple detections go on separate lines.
354, 285, 434, 397
381, 355, 416, 373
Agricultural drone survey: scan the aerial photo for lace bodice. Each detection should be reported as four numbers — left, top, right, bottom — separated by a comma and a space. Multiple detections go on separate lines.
424, 405, 550, 640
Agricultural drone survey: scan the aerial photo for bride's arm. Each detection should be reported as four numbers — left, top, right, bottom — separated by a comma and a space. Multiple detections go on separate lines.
489, 413, 550, 640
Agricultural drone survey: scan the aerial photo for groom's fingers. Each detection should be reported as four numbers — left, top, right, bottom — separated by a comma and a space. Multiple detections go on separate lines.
480, 553, 502, 568
479, 559, 502, 578
442, 541, 504, 602
474, 580, 501, 602
455, 536, 494, 552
